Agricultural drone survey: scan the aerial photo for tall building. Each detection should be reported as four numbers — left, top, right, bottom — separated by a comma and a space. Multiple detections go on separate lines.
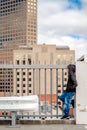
0, 0, 37, 64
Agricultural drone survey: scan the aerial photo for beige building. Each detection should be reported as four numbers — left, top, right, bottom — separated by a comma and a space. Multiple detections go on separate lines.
13, 44, 75, 105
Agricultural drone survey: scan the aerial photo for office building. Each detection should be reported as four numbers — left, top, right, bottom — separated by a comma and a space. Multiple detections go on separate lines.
0, 0, 37, 64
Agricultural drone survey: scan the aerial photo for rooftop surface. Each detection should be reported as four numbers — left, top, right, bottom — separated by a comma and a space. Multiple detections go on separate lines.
0, 124, 87, 130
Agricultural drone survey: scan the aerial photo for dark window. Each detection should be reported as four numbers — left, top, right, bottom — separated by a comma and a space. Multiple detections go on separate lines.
23, 72, 25, 75
64, 78, 67, 81
16, 60, 19, 65
17, 78, 19, 81
29, 90, 31, 93
23, 90, 25, 93
29, 78, 31, 81
28, 59, 31, 65
17, 84, 19, 87
17, 72, 19, 75
29, 72, 31, 75
28, 84, 31, 87
58, 85, 61, 87
23, 60, 25, 65
23, 78, 25, 81
23, 84, 25, 87
65, 72, 67, 75
63, 84, 67, 87
58, 90, 61, 93
17, 90, 20, 93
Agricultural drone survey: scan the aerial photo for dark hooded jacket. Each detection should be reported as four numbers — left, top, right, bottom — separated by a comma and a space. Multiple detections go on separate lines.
66, 64, 78, 92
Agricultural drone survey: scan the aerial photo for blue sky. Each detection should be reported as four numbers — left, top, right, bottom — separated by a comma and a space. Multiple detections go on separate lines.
38, 0, 87, 60
68, 0, 82, 9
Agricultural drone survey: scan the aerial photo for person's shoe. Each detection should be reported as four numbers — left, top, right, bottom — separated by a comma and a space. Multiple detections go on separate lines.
61, 115, 70, 119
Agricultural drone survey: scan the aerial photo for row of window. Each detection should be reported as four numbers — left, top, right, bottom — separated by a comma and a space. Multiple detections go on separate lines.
17, 89, 31, 93
0, 38, 26, 42
0, 3, 26, 8
17, 72, 31, 75
17, 78, 31, 81
0, 90, 13, 92
0, 0, 26, 4
0, 82, 13, 85
16, 59, 31, 65
0, 86, 12, 88
17, 84, 31, 87
58, 84, 67, 87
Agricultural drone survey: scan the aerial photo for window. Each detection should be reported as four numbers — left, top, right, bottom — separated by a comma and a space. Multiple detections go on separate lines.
23, 84, 25, 87
16, 60, 19, 65
29, 78, 31, 81
64, 78, 67, 81
23, 72, 25, 75
63, 84, 67, 87
23, 78, 26, 81
17, 90, 20, 93
58, 90, 61, 93
28, 84, 31, 87
17, 72, 19, 75
17, 84, 19, 87
23, 90, 26, 93
29, 72, 31, 75
58, 85, 61, 87
29, 90, 31, 93
28, 58, 31, 64
23, 60, 25, 65
64, 72, 67, 75
17, 78, 19, 81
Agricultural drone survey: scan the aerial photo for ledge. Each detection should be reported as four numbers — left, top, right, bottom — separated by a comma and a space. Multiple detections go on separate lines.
0, 119, 75, 125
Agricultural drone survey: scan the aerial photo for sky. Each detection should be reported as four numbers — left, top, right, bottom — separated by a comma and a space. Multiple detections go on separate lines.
38, 0, 87, 60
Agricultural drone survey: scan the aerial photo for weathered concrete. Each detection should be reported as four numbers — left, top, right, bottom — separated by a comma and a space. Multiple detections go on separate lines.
0, 124, 86, 130
0, 119, 75, 125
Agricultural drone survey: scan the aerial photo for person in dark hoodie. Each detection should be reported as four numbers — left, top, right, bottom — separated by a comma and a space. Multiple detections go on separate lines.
59, 64, 77, 119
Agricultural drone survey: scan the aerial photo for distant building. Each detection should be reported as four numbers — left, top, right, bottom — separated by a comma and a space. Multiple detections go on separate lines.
0, 0, 37, 64
12, 44, 75, 106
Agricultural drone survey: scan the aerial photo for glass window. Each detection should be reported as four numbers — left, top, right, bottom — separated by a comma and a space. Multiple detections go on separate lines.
16, 60, 20, 65
29, 90, 31, 93
17, 72, 20, 75
28, 84, 31, 87
23, 78, 25, 81
23, 72, 26, 75
17, 90, 20, 93
29, 78, 31, 81
23, 90, 25, 93
23, 84, 25, 87
23, 60, 25, 65
17, 84, 20, 87
17, 78, 19, 81
29, 72, 31, 75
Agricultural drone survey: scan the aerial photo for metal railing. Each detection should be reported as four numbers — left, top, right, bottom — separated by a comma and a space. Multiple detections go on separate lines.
0, 64, 68, 120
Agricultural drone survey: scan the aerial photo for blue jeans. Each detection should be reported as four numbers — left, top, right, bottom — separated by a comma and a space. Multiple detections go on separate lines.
59, 92, 75, 116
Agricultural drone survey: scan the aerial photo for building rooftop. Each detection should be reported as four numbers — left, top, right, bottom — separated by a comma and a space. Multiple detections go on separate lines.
56, 46, 69, 50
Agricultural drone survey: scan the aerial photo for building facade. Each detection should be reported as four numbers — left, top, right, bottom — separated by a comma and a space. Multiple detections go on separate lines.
13, 44, 75, 106
0, 0, 37, 64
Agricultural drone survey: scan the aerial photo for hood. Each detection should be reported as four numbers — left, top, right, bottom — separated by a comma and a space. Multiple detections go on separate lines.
67, 64, 76, 73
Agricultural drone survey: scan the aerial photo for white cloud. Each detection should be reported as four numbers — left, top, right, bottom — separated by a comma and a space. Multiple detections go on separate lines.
38, 0, 87, 60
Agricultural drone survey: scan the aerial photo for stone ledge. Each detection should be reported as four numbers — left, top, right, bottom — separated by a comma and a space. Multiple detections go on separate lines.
0, 119, 75, 125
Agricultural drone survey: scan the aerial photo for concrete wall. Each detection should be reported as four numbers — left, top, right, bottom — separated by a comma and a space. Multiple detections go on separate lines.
76, 61, 87, 124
